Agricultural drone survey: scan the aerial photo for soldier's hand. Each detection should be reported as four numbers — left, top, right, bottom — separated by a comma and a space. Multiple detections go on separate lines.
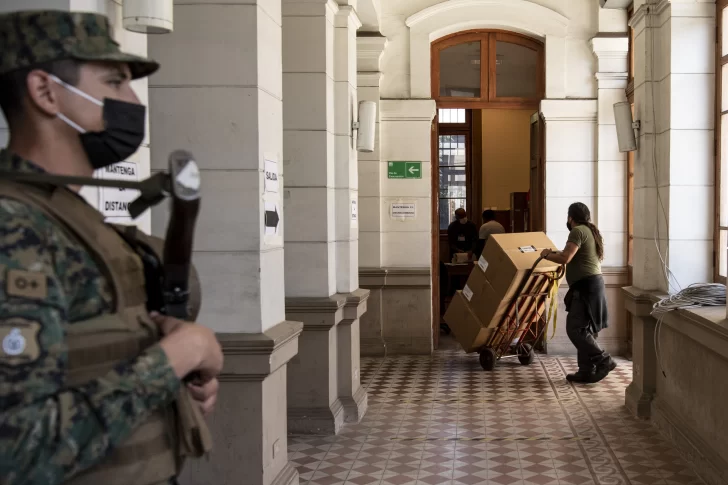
152, 313, 224, 381
187, 378, 220, 415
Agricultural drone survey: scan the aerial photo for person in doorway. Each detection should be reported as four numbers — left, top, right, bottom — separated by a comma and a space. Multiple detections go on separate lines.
540, 202, 616, 384
447, 208, 478, 260
475, 209, 505, 258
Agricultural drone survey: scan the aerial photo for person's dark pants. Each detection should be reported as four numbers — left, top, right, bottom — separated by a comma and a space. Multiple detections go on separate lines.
566, 292, 610, 373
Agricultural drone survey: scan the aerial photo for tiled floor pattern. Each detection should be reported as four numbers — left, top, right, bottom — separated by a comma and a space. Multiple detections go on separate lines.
288, 343, 704, 485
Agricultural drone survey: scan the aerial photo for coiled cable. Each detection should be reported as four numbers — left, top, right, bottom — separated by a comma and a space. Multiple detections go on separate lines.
650, 283, 726, 376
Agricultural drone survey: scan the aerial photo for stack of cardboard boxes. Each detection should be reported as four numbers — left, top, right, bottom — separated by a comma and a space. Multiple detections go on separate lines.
444, 232, 561, 353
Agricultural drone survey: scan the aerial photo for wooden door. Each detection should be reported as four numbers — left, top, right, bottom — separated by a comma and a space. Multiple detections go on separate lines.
431, 114, 440, 350
529, 112, 546, 232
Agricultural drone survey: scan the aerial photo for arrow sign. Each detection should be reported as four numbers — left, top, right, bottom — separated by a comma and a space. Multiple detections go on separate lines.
265, 207, 280, 229
387, 161, 422, 179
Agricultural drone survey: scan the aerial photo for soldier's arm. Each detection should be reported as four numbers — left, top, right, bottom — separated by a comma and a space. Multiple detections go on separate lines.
0, 199, 181, 485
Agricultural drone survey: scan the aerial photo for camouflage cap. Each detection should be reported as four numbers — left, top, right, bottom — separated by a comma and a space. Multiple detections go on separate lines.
0, 10, 159, 79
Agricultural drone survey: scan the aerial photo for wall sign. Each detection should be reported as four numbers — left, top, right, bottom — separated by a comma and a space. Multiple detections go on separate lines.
264, 159, 279, 193
98, 161, 140, 218
351, 199, 358, 221
387, 161, 422, 179
390, 202, 416, 219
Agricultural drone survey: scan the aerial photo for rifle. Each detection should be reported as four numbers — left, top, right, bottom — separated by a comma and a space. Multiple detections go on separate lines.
0, 150, 202, 322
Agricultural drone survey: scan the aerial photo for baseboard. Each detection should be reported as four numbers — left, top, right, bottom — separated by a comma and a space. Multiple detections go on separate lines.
651, 397, 728, 485
624, 381, 653, 419
288, 398, 345, 435
361, 337, 386, 357
545, 336, 627, 357
270, 461, 299, 485
381, 336, 432, 355
341, 386, 368, 424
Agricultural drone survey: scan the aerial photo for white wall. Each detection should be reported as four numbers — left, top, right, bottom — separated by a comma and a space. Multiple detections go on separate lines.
379, 0, 599, 99
359, 0, 608, 271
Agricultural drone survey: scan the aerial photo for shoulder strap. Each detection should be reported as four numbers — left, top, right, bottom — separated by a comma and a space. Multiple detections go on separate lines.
0, 180, 146, 310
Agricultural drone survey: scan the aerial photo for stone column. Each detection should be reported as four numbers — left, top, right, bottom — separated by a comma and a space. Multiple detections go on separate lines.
148, 2, 302, 485
591, 36, 629, 267
282, 0, 367, 434
333, 4, 368, 424
357, 34, 387, 356
630, 1, 716, 291
282, 0, 342, 435
334, 5, 361, 294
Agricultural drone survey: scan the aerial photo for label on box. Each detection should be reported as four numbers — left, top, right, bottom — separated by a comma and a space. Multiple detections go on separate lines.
518, 245, 537, 253
463, 285, 473, 301
478, 256, 489, 272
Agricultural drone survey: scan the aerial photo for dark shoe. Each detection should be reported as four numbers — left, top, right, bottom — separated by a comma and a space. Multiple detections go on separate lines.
566, 370, 594, 383
590, 358, 617, 383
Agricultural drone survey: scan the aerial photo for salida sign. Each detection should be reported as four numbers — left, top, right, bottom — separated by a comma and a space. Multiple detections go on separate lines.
98, 161, 140, 218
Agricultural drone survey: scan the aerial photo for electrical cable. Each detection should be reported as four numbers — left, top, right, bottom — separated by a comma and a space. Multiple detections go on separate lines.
650, 283, 726, 377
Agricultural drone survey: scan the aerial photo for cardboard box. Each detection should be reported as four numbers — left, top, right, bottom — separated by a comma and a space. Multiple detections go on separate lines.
444, 291, 494, 353
479, 232, 560, 301
461, 266, 510, 328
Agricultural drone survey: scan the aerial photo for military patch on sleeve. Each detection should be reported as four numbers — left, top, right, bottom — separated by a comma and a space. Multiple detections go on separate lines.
0, 318, 41, 366
6, 269, 48, 300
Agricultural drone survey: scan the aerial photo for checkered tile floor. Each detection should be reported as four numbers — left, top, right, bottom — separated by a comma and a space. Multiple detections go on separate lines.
288, 337, 704, 485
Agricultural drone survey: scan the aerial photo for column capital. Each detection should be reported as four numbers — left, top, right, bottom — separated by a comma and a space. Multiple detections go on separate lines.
335, 4, 362, 29
357, 34, 387, 72
282, 0, 340, 19
591, 35, 629, 74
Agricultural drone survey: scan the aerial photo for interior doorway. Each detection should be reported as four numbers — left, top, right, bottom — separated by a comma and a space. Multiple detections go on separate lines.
430, 30, 546, 349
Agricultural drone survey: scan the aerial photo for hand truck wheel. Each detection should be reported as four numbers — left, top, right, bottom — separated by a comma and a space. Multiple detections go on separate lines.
517, 343, 535, 366
479, 347, 497, 371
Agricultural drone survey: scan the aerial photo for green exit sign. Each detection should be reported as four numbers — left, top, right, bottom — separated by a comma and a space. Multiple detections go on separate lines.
388, 161, 422, 179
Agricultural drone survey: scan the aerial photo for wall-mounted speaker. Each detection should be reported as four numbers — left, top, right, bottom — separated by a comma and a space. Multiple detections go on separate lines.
614, 102, 638, 153
123, 0, 174, 34
356, 101, 377, 153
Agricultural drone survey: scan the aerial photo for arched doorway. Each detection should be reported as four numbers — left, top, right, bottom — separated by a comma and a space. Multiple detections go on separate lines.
431, 29, 546, 348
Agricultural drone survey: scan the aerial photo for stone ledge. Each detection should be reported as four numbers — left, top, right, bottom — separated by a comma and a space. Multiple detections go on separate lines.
622, 286, 728, 359
342, 288, 371, 322
652, 397, 728, 485
286, 295, 347, 330
360, 267, 431, 288
217, 321, 303, 381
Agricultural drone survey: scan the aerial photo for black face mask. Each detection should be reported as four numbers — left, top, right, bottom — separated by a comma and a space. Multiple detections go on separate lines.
51, 75, 146, 169
79, 99, 146, 169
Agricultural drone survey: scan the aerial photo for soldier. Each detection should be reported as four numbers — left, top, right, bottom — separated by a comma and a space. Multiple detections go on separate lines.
0, 10, 223, 485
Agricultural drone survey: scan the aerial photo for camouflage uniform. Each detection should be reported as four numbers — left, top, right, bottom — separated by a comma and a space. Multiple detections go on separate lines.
0, 11, 179, 485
